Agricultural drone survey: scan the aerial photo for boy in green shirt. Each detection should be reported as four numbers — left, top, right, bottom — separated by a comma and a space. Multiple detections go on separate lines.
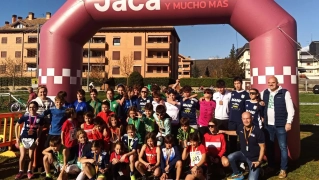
103, 88, 120, 115
127, 106, 145, 145
140, 103, 156, 133
177, 117, 197, 149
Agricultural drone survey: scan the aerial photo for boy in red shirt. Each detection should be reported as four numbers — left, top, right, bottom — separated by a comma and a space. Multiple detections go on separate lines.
92, 118, 111, 151
203, 119, 228, 179
97, 101, 115, 125
61, 108, 78, 149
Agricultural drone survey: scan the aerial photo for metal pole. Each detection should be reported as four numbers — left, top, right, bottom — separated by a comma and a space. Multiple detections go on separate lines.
87, 39, 91, 91
36, 24, 40, 78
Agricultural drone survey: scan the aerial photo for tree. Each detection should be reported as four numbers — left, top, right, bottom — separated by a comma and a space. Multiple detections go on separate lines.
192, 64, 200, 78
117, 52, 134, 85
1, 57, 24, 90
229, 44, 236, 60
220, 44, 245, 78
89, 56, 107, 86
128, 71, 144, 88
204, 66, 210, 77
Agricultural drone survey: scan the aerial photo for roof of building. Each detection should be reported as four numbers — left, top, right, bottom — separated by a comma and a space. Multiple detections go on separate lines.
192, 58, 226, 76
236, 43, 249, 59
0, 15, 180, 41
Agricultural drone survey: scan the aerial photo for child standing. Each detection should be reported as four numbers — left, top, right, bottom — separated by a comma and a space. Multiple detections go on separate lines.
103, 88, 120, 115
81, 112, 95, 142
87, 89, 102, 116
142, 103, 155, 133
97, 101, 115, 125
73, 89, 88, 113
176, 117, 197, 149
121, 125, 139, 180
15, 101, 44, 179
43, 96, 67, 148
80, 140, 110, 180
180, 86, 199, 129
198, 89, 216, 136
110, 142, 130, 180
127, 106, 145, 145
135, 132, 161, 180
153, 105, 171, 146
61, 108, 78, 149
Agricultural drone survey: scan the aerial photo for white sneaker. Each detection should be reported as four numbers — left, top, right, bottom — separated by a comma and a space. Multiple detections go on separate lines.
240, 163, 245, 170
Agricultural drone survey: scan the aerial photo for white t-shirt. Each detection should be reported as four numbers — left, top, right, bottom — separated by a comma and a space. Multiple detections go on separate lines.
213, 90, 231, 120
165, 101, 181, 125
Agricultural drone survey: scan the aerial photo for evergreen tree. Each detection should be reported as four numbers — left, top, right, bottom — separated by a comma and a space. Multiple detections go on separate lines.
205, 66, 210, 77
192, 64, 200, 78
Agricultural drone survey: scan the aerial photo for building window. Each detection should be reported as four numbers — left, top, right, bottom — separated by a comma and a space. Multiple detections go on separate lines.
178, 65, 182, 68
16, 37, 22, 44
113, 37, 121, 46
156, 67, 161, 73
178, 72, 182, 75
133, 66, 141, 73
15, 51, 21, 58
28, 36, 37, 43
307, 63, 311, 66
134, 51, 141, 60
14, 24, 24, 28
134, 36, 142, 46
15, 65, 21, 72
0, 65, 6, 74
112, 67, 120, 74
27, 49, 37, 57
183, 65, 189, 68
1, 37, 7, 44
183, 71, 190, 75
1, 51, 7, 58
112, 51, 120, 60
163, 66, 168, 73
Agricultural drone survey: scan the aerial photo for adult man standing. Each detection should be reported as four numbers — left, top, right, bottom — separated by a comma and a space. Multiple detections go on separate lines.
219, 112, 265, 180
228, 77, 249, 153
261, 76, 294, 178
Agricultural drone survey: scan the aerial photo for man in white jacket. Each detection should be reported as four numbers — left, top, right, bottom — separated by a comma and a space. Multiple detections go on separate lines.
213, 79, 231, 130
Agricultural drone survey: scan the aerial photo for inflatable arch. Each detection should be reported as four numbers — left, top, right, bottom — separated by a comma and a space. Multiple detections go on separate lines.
39, 0, 299, 159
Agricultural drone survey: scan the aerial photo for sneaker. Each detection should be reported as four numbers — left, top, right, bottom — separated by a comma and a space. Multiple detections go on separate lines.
239, 163, 245, 171
15, 171, 24, 179
130, 174, 136, 180
27, 171, 34, 179
227, 172, 244, 180
278, 170, 287, 179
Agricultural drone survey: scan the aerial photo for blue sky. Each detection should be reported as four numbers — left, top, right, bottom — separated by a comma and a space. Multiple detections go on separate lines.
0, 0, 317, 59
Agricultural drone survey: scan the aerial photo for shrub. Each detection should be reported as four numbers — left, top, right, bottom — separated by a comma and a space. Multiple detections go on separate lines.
128, 72, 144, 88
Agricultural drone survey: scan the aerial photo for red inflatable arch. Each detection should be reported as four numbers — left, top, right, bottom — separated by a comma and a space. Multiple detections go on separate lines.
39, 0, 299, 159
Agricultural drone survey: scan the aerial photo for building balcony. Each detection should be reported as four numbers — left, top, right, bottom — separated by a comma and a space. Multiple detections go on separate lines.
24, 42, 37, 49
82, 57, 106, 64
23, 57, 36, 63
145, 72, 169, 77
83, 43, 106, 49
146, 42, 170, 49
82, 72, 106, 78
146, 56, 169, 64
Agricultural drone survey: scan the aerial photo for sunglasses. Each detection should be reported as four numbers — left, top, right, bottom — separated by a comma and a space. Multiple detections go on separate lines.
249, 92, 257, 95
141, 91, 147, 93
208, 125, 215, 128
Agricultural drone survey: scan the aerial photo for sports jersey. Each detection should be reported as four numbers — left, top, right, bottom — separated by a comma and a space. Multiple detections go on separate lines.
164, 101, 181, 125
160, 146, 180, 172
121, 134, 139, 152
97, 110, 115, 125
123, 97, 138, 114
18, 114, 44, 139
213, 91, 231, 120
110, 127, 121, 143
61, 119, 78, 148
203, 132, 226, 158
180, 98, 199, 125
84, 151, 109, 169
137, 97, 152, 113
63, 102, 74, 109
187, 144, 206, 167
153, 113, 171, 137
109, 152, 129, 163
87, 99, 102, 116
73, 100, 88, 112
128, 117, 145, 144
245, 100, 264, 128
44, 107, 67, 136
83, 123, 94, 141
229, 90, 249, 123
142, 115, 155, 133
176, 126, 196, 141
145, 146, 158, 165
198, 99, 216, 126
103, 99, 119, 115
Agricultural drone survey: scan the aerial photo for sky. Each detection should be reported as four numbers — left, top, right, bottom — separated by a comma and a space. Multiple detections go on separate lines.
0, 0, 318, 59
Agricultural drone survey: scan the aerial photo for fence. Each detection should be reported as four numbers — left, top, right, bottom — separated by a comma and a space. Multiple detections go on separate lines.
0, 112, 23, 157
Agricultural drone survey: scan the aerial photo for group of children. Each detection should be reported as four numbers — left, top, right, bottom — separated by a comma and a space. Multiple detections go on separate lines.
13, 79, 263, 180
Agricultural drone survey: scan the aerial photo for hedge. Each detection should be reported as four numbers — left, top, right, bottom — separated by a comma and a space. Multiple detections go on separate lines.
0, 77, 33, 86
179, 78, 234, 87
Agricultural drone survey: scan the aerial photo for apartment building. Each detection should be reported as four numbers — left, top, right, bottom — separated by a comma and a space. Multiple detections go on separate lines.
0, 12, 180, 79
178, 54, 192, 78
236, 43, 251, 79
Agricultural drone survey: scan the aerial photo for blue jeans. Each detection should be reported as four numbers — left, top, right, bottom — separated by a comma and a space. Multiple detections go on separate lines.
265, 125, 288, 170
228, 151, 260, 180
